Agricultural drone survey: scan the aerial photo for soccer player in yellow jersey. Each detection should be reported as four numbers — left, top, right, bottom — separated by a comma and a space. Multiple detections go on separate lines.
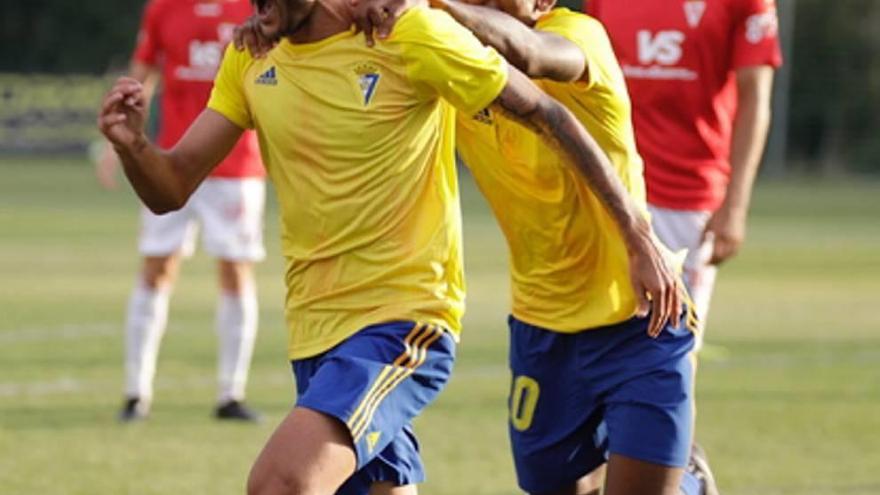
337, 0, 712, 493
98, 0, 680, 493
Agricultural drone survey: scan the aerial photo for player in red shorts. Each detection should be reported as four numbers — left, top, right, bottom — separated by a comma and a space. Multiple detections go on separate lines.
96, 0, 267, 422
586, 0, 782, 344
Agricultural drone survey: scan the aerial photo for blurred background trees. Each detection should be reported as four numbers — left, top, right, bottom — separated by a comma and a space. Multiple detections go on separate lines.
1, 0, 878, 174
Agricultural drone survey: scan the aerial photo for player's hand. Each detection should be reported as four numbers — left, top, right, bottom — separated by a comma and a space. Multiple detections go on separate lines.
703, 203, 746, 265
233, 15, 276, 58
98, 77, 148, 153
627, 228, 683, 338
350, 0, 427, 47
94, 142, 121, 190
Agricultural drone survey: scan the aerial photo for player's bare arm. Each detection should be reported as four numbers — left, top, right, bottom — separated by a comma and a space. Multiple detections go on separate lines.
703, 65, 774, 265
493, 67, 682, 336
97, 77, 244, 214
348, 0, 587, 83
431, 0, 585, 82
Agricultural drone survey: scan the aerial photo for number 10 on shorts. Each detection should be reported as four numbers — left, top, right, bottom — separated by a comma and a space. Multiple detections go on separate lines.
510, 375, 540, 431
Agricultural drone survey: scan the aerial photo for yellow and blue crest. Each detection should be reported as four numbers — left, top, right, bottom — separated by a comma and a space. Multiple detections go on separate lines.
354, 63, 381, 106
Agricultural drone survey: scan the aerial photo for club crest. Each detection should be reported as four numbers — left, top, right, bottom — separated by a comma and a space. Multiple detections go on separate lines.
683, 0, 706, 28
354, 63, 381, 106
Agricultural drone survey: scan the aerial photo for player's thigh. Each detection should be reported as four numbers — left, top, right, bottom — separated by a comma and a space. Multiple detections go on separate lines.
368, 482, 417, 495
248, 406, 357, 495
194, 178, 266, 262
603, 454, 682, 495
138, 205, 198, 260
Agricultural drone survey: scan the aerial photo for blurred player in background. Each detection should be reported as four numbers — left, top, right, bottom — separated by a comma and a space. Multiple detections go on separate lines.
586, 0, 782, 345
96, 0, 266, 422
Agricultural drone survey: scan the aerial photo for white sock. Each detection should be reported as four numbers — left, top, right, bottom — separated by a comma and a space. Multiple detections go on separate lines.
216, 288, 258, 403
124, 284, 171, 401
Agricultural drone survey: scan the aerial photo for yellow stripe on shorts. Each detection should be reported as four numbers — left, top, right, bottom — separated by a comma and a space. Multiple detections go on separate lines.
348, 324, 444, 442
345, 323, 428, 438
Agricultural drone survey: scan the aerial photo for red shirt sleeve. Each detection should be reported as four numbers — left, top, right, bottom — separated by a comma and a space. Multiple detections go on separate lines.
731, 0, 783, 69
132, 0, 162, 66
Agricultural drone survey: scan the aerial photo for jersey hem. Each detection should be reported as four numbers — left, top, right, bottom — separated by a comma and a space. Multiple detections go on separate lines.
510, 308, 636, 334
287, 315, 461, 360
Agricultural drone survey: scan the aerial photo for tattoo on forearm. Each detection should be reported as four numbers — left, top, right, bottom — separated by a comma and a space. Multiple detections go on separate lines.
492, 78, 642, 237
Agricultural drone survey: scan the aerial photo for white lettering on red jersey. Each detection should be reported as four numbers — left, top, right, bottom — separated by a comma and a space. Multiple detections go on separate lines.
587, 0, 782, 210
133, 0, 264, 179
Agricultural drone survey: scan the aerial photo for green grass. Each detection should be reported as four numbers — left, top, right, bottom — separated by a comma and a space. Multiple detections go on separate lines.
1, 158, 879, 494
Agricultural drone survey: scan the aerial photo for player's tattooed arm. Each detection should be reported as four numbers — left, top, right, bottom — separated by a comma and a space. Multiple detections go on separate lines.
433, 0, 585, 82
490, 67, 682, 336
349, 0, 585, 79
97, 77, 243, 214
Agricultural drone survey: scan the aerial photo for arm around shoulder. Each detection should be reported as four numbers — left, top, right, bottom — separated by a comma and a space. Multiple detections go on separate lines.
435, 0, 586, 82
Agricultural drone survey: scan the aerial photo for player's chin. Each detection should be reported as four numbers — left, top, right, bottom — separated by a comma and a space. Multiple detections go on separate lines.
258, 22, 283, 42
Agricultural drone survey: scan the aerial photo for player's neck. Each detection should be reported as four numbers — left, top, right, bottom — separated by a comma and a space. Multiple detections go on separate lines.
288, 0, 353, 44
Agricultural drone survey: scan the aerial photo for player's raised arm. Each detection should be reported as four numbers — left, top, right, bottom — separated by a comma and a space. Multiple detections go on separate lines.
350, 0, 585, 81
432, 0, 585, 82
97, 77, 244, 214
491, 66, 682, 336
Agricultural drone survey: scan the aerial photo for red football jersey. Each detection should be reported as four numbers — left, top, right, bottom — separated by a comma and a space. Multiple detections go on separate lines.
586, 0, 782, 210
133, 0, 264, 178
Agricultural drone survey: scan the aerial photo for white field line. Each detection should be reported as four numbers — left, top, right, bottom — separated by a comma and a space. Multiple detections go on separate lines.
0, 323, 117, 343
0, 373, 296, 399
0, 377, 86, 398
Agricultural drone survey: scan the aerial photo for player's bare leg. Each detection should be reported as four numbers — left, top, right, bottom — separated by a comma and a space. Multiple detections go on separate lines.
214, 259, 261, 421
142, 254, 182, 289
247, 407, 357, 495
369, 482, 418, 494
602, 454, 683, 495
528, 471, 602, 495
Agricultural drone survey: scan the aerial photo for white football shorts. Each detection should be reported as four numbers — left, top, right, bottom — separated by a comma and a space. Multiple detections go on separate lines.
648, 205, 718, 335
138, 178, 266, 262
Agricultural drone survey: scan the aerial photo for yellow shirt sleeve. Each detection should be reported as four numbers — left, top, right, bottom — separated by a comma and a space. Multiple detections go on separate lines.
536, 8, 612, 90
390, 7, 509, 115
207, 44, 254, 130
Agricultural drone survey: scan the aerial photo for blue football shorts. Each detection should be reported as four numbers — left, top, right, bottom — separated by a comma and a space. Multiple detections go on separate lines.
291, 320, 455, 495
507, 314, 696, 493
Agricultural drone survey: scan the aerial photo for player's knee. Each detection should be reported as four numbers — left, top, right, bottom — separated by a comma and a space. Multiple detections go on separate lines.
246, 467, 300, 495
247, 461, 325, 495
218, 260, 253, 293
141, 256, 180, 289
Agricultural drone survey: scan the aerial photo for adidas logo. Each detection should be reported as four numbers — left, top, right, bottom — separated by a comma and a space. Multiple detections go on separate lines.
255, 66, 277, 86
366, 431, 382, 453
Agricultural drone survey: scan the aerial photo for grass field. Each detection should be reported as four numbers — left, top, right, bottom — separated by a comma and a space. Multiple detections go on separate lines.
1, 158, 879, 495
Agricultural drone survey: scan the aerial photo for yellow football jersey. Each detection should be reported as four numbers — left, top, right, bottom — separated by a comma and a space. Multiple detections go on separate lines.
208, 7, 507, 359
456, 8, 646, 332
